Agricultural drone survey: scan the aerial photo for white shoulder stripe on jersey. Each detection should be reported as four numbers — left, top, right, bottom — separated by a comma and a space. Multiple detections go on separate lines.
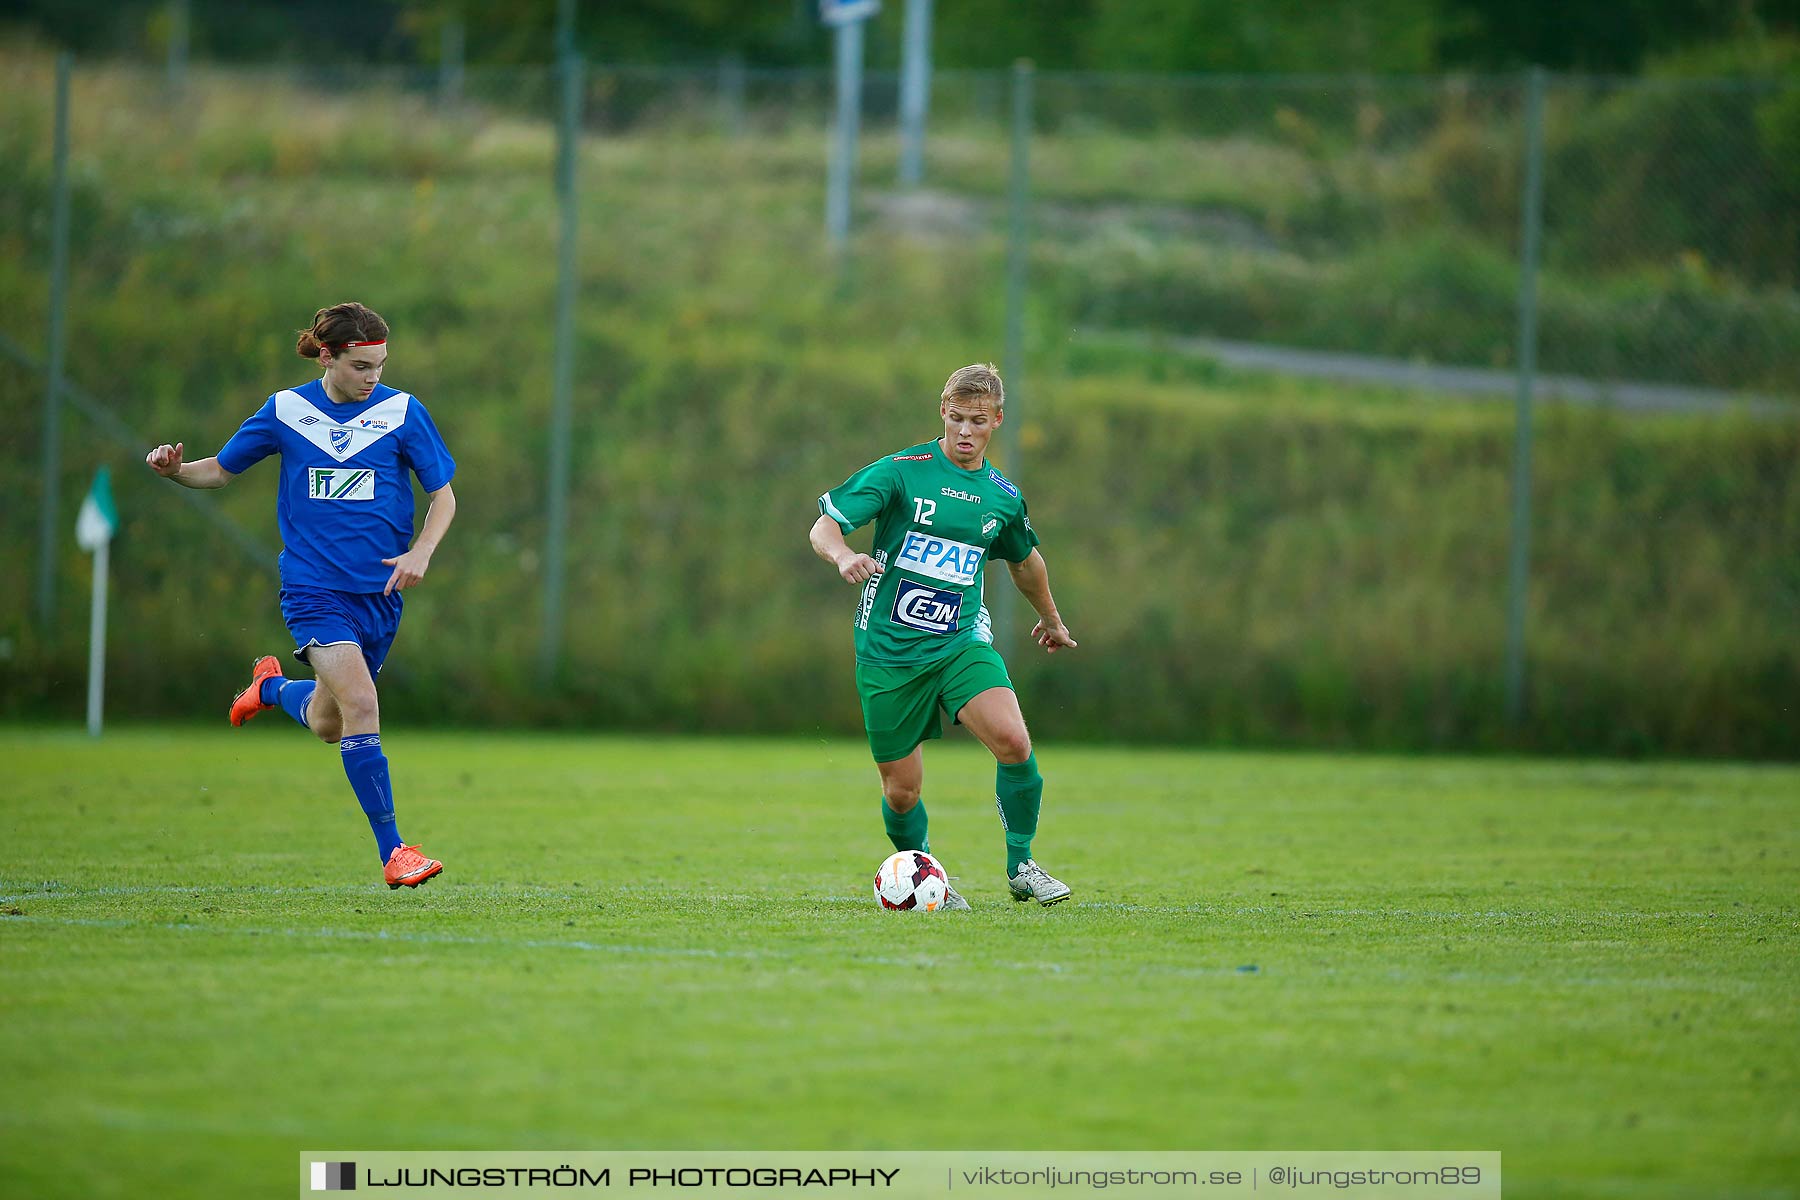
275, 390, 413, 461
819, 492, 853, 528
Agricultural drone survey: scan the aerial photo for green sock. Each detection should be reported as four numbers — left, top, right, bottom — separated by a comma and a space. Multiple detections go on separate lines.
995, 753, 1042, 875
882, 796, 929, 854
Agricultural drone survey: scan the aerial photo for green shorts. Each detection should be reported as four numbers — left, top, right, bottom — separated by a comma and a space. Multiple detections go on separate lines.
855, 640, 1014, 764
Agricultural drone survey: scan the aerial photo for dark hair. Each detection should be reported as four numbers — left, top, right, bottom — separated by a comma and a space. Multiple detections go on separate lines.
296, 302, 390, 359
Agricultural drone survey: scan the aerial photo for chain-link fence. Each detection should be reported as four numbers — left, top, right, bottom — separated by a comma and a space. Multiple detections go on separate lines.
3, 44, 1795, 754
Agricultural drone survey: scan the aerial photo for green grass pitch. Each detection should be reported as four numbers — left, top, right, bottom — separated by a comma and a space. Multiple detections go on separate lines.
1, 727, 1795, 1198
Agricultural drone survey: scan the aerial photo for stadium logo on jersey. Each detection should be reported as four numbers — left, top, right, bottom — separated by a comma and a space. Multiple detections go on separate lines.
329, 427, 355, 456
891, 580, 962, 634
982, 514, 1000, 538
892, 453, 934, 461
896, 531, 984, 586
940, 486, 981, 503
308, 467, 376, 501
987, 468, 1018, 498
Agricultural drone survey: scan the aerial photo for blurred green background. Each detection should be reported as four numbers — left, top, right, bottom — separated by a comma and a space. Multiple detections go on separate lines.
2, 1, 1797, 757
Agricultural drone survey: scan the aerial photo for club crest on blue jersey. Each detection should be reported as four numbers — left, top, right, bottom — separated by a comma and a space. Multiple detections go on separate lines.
897, 531, 985, 586
891, 580, 962, 634
329, 427, 354, 456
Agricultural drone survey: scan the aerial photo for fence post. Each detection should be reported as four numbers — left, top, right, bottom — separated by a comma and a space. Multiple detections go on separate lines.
539, 50, 584, 684
897, 0, 933, 187
826, 16, 866, 247
37, 52, 72, 632
439, 19, 465, 110
166, 0, 189, 92
994, 58, 1033, 649
1504, 66, 1546, 727
719, 53, 746, 138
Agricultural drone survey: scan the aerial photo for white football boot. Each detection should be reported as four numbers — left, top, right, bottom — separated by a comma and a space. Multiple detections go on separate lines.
1007, 859, 1071, 907
940, 881, 972, 911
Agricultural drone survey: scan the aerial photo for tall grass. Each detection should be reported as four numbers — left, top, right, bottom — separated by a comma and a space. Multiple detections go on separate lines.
2, 45, 1795, 756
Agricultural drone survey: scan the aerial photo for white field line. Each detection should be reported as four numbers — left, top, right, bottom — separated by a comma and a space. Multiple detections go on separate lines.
0, 1101, 583, 1147
1, 882, 1781, 926
3, 909, 1783, 993
3, 913, 1076, 973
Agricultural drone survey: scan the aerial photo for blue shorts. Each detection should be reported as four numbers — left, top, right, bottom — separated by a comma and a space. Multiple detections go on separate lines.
279, 587, 405, 678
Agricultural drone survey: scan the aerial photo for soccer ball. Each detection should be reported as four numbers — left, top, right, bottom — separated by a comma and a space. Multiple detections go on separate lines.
874, 850, 949, 911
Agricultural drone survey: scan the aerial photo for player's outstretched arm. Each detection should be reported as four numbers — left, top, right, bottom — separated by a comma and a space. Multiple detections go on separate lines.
1007, 549, 1077, 653
382, 482, 457, 596
810, 513, 882, 585
145, 442, 234, 489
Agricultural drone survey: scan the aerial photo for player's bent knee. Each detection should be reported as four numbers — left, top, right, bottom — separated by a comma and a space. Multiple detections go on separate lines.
994, 732, 1033, 764
335, 692, 380, 729
883, 784, 921, 812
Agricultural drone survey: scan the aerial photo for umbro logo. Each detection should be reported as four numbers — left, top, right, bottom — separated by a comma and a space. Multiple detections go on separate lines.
298, 415, 322, 426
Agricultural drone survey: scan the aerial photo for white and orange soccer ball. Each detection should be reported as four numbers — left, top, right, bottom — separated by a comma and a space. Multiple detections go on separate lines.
874, 850, 950, 911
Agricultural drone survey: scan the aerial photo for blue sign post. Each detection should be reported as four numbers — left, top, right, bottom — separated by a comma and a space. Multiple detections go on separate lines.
822, 0, 879, 246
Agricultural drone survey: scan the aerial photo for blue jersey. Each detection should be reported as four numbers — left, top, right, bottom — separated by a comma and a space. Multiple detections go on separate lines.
217, 379, 457, 593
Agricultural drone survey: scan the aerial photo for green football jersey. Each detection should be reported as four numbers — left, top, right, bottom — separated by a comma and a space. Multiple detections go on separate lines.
819, 437, 1039, 667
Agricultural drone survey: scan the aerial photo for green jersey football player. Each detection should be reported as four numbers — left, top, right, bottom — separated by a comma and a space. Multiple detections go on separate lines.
810, 363, 1077, 908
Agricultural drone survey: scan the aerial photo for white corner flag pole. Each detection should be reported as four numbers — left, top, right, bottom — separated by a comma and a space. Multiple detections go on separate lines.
76, 465, 118, 738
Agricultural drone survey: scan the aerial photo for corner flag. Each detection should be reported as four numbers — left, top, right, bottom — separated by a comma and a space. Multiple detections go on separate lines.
76, 465, 117, 551
76, 466, 117, 736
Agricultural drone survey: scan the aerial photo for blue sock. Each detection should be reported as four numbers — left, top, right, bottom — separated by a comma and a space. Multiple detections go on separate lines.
274, 679, 316, 728
339, 734, 403, 863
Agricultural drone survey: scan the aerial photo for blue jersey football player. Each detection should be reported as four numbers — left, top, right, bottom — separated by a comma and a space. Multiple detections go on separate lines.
146, 302, 457, 889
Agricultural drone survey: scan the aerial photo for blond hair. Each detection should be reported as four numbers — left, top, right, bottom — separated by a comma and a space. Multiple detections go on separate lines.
941, 362, 1004, 409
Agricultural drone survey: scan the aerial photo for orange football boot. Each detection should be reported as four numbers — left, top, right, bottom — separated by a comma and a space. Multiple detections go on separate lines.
385, 844, 444, 889
228, 655, 284, 727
